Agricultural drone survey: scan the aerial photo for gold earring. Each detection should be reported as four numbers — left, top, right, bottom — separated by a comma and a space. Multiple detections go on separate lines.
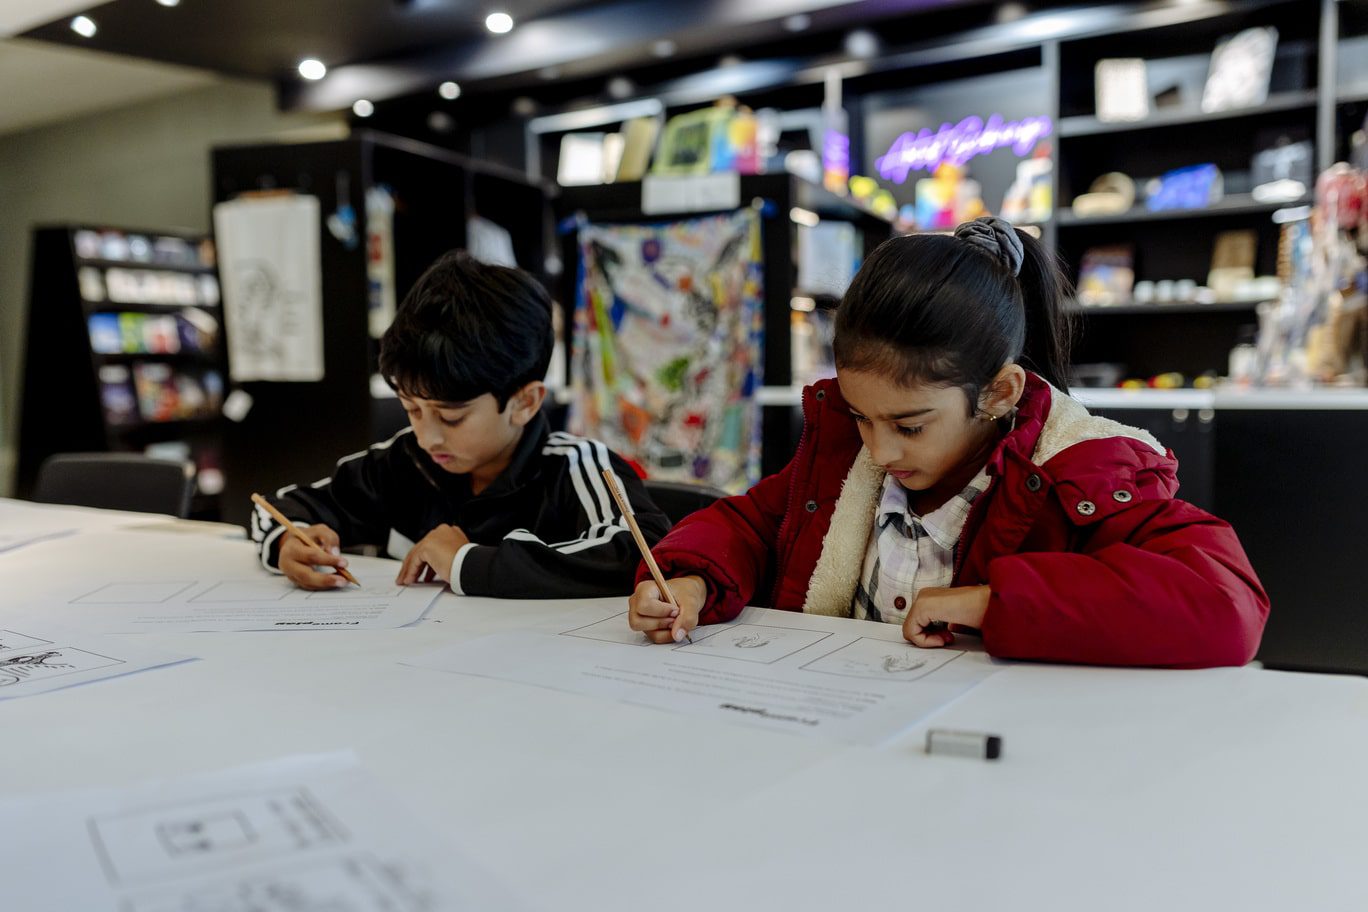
977, 412, 998, 422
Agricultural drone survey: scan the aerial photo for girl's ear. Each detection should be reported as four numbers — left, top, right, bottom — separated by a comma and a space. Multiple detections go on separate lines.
508, 381, 548, 427
979, 363, 1026, 419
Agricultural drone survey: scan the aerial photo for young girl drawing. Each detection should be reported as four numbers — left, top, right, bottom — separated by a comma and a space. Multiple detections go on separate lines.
627, 217, 1267, 667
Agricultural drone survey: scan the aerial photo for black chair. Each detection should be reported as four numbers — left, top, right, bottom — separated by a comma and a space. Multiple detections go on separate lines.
642, 479, 729, 526
33, 453, 196, 518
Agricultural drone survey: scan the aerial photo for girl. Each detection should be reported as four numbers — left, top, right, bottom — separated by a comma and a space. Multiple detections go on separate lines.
627, 217, 1268, 667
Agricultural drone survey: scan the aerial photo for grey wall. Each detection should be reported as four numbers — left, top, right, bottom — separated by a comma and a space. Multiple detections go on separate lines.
0, 78, 344, 494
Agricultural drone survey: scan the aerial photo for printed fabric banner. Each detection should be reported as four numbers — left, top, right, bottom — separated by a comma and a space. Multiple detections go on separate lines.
570, 209, 763, 493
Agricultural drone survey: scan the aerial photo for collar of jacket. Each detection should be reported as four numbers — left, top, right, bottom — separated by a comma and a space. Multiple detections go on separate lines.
408, 411, 552, 498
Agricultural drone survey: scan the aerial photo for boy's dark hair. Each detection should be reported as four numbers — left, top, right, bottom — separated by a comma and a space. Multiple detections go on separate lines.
379, 250, 553, 409
832, 224, 1074, 413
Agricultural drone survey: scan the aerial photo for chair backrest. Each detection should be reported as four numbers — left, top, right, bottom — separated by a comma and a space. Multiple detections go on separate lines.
33, 453, 195, 518
642, 479, 729, 526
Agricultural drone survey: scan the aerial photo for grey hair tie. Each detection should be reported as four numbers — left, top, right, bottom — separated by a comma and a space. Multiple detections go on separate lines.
954, 216, 1024, 276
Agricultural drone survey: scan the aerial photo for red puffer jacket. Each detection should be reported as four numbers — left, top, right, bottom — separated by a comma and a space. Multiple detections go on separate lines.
641, 374, 1269, 668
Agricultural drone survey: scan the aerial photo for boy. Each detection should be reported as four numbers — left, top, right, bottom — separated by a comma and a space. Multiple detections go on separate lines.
251, 250, 670, 598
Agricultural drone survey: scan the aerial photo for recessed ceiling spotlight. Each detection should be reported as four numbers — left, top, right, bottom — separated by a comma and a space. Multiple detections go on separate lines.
511, 96, 538, 116
652, 39, 677, 58
719, 54, 744, 67
844, 29, 880, 58
485, 12, 514, 33
155, 0, 181, 7
782, 14, 811, 32
428, 111, 455, 133
352, 99, 374, 117
70, 15, 97, 38
607, 76, 634, 99
438, 81, 461, 100
298, 58, 327, 80
995, 2, 1027, 23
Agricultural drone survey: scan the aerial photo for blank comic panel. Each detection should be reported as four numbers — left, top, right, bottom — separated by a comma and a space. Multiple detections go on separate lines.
0, 630, 53, 653
72, 582, 196, 605
800, 637, 963, 682
672, 624, 833, 664
190, 581, 292, 603
561, 612, 651, 646
91, 789, 348, 885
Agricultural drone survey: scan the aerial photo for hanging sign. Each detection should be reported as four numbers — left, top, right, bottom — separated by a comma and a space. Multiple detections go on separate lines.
876, 113, 1053, 184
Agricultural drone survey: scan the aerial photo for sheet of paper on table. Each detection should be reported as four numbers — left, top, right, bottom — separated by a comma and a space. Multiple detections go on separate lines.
0, 622, 192, 700
20, 550, 444, 634
405, 605, 1002, 745
0, 752, 526, 911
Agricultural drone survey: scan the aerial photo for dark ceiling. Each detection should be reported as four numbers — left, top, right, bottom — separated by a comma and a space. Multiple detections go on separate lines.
23, 0, 1002, 110
23, 0, 606, 80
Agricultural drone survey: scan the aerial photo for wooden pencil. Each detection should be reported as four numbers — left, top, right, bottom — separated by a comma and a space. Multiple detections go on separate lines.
601, 469, 691, 644
250, 492, 361, 586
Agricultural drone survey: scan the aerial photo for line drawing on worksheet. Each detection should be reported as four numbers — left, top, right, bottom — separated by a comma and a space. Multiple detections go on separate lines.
89, 788, 350, 886
800, 636, 965, 682
672, 623, 834, 665
0, 646, 124, 687
73, 582, 197, 605
120, 854, 430, 912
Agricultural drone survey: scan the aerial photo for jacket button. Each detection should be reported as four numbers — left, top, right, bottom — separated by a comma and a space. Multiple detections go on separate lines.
1076, 500, 1097, 516
894, 596, 907, 611
814, 389, 826, 400
1112, 490, 1133, 503
1025, 473, 1042, 492
805, 500, 818, 513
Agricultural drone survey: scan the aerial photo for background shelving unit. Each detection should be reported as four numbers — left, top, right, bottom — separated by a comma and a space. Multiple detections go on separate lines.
17, 224, 228, 517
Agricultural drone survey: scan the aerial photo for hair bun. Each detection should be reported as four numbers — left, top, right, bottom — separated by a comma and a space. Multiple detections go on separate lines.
953, 216, 1024, 277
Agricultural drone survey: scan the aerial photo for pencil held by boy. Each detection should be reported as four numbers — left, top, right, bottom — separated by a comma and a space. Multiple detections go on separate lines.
251, 250, 671, 598
629, 217, 1269, 668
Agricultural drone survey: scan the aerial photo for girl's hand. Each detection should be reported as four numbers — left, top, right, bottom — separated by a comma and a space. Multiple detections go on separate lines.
903, 585, 991, 648
628, 575, 707, 644
279, 524, 351, 590
396, 524, 470, 586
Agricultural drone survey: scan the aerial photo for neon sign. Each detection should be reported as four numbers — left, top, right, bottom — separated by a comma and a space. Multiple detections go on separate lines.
876, 113, 1053, 183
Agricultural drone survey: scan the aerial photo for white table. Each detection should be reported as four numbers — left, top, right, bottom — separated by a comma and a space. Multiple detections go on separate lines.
2, 500, 1364, 910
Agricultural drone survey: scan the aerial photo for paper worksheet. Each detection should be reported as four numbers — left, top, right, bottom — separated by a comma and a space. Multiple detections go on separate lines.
0, 623, 191, 699
406, 606, 1002, 745
0, 752, 524, 911
33, 555, 445, 633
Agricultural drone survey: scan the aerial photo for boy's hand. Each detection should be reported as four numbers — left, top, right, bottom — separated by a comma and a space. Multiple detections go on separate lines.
396, 524, 470, 586
278, 524, 351, 590
628, 575, 707, 644
903, 585, 991, 648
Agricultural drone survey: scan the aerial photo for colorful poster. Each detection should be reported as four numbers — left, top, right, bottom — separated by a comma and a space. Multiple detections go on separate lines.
570, 210, 763, 493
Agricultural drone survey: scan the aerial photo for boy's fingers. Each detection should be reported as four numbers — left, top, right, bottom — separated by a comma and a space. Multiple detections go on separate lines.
307, 524, 341, 550
646, 629, 676, 644
669, 604, 700, 642
633, 599, 677, 619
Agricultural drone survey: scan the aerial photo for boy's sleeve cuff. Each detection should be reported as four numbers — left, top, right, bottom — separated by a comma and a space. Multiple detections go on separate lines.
448, 542, 480, 595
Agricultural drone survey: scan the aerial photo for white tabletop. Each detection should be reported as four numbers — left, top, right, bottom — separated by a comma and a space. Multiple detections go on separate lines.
1, 499, 1364, 910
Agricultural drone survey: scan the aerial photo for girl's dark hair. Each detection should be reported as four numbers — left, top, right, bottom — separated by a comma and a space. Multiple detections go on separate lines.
832, 226, 1074, 412
379, 250, 553, 408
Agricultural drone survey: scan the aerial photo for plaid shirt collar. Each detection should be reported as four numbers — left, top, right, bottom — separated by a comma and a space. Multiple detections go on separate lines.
877, 469, 992, 551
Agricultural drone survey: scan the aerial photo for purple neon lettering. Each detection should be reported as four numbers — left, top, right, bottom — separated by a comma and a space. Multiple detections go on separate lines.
875, 114, 1053, 183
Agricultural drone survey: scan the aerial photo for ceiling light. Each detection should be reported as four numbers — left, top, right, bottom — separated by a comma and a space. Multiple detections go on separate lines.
783, 14, 811, 32
155, 0, 181, 7
719, 54, 743, 67
538, 66, 561, 80
485, 12, 514, 33
298, 58, 327, 80
438, 81, 461, 100
352, 99, 374, 117
844, 29, 880, 59
652, 39, 677, 58
70, 16, 97, 38
511, 96, 538, 116
607, 77, 634, 100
